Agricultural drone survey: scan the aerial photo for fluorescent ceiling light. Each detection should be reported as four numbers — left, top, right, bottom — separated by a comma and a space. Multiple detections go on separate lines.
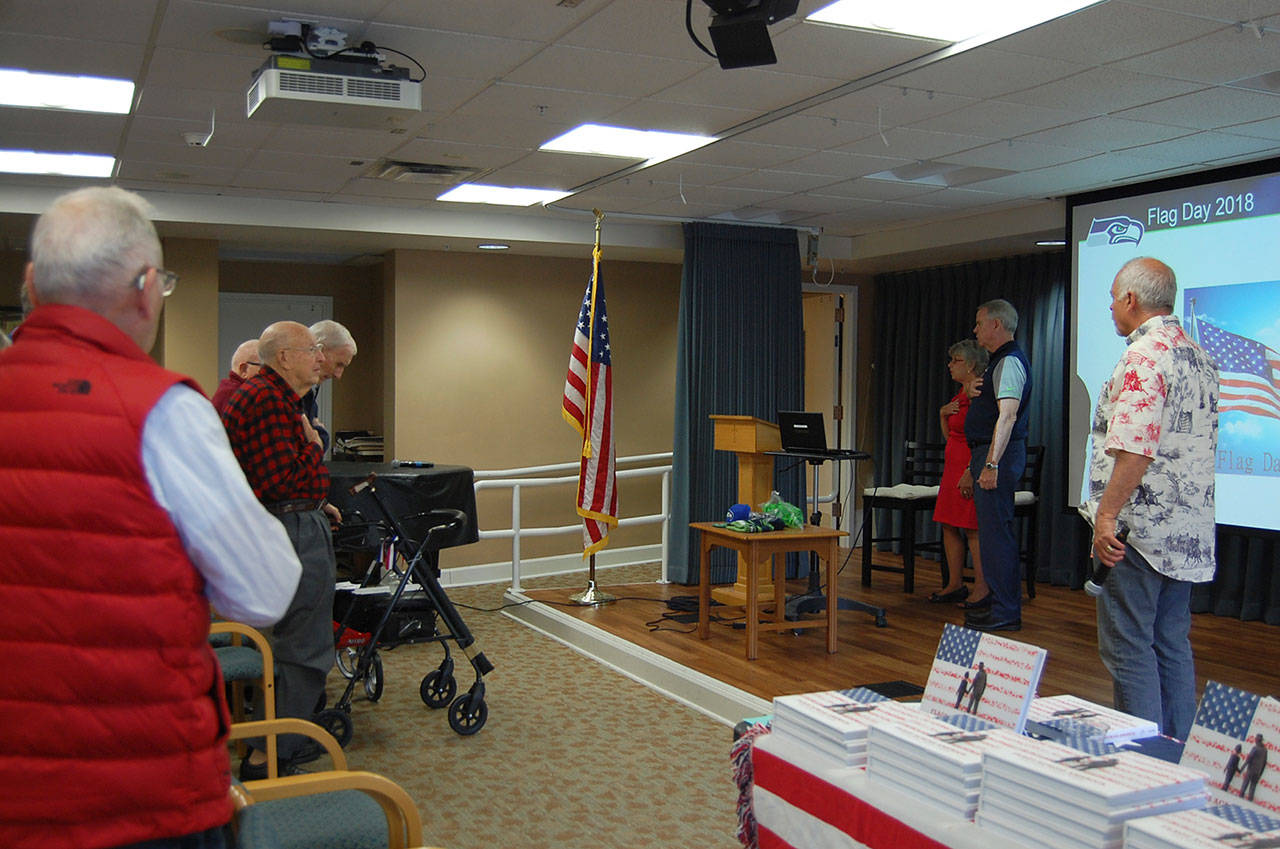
540, 124, 715, 165
807, 0, 1100, 42
476, 243, 510, 250
437, 184, 568, 206
1036, 240, 1067, 247
0, 150, 115, 178
0, 68, 134, 114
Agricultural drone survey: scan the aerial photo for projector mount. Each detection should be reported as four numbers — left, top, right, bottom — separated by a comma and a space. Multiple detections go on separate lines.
263, 19, 425, 81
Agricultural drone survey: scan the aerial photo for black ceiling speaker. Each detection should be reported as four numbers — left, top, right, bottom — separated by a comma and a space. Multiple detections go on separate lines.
701, 0, 800, 70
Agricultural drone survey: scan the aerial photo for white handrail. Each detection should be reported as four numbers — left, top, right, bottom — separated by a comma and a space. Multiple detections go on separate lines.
473, 452, 673, 592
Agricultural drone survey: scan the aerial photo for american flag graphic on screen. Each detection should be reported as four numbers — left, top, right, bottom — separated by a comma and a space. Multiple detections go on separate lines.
1197, 318, 1280, 421
562, 248, 617, 556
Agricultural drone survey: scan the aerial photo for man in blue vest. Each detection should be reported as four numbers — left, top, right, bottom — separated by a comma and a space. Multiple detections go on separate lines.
962, 299, 1032, 632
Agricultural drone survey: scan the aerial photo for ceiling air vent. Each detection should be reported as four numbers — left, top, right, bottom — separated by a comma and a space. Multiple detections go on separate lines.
372, 160, 484, 185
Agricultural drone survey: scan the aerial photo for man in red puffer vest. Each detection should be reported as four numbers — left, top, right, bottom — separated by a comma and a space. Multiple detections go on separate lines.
0, 186, 302, 849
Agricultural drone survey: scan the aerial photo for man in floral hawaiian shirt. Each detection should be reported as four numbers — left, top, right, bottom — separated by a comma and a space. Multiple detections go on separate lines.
1085, 256, 1218, 742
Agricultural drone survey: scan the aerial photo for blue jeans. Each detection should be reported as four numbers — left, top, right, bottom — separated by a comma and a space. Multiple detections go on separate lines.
1096, 545, 1196, 741
970, 439, 1025, 623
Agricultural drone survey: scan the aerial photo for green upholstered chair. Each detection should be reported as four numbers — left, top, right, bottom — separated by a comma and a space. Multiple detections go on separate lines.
212, 620, 276, 762
228, 719, 431, 849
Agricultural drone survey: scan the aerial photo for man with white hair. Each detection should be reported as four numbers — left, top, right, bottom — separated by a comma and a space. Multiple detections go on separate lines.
962, 298, 1033, 632
221, 320, 336, 780
1086, 256, 1218, 741
0, 186, 301, 849
211, 338, 261, 414
302, 318, 357, 453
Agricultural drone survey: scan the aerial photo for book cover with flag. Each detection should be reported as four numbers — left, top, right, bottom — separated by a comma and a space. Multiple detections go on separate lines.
562, 244, 617, 555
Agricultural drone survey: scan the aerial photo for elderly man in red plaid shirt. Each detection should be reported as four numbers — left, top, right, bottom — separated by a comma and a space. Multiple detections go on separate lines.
221, 319, 337, 780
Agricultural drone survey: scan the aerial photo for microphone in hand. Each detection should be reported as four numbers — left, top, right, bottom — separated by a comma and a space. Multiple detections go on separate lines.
1085, 526, 1129, 597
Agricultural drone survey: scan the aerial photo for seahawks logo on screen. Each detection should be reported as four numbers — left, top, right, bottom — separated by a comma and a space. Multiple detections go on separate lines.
1086, 215, 1144, 246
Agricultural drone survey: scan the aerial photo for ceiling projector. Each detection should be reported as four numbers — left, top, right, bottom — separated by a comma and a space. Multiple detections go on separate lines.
246, 54, 422, 128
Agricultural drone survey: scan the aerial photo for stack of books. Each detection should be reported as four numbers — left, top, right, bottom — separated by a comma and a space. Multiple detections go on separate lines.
1024, 694, 1159, 748
769, 690, 920, 770
866, 716, 1025, 821
920, 623, 1048, 734
1125, 803, 1280, 849
977, 733, 1208, 849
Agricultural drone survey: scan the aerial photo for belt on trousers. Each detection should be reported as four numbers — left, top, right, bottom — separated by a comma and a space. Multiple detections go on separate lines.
264, 499, 323, 516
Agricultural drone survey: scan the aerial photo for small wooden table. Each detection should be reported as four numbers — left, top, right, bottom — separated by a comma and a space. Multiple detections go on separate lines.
691, 522, 847, 660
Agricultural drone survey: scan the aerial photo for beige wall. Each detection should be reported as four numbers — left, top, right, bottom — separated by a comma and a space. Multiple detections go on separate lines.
220, 260, 385, 436
386, 249, 682, 567
160, 238, 219, 390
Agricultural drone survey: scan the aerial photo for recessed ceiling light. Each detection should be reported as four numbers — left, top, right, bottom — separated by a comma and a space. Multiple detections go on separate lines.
477, 243, 510, 250
1036, 240, 1067, 247
807, 0, 1100, 42
0, 150, 115, 178
540, 123, 715, 165
437, 184, 569, 206
0, 68, 134, 114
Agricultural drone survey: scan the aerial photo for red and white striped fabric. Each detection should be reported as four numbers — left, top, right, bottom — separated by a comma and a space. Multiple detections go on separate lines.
561, 247, 617, 555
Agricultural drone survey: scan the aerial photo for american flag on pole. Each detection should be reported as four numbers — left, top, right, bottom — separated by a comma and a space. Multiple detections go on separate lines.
1196, 318, 1280, 421
561, 245, 617, 556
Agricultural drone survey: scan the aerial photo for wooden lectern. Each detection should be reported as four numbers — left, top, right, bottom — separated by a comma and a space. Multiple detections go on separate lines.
709, 415, 782, 607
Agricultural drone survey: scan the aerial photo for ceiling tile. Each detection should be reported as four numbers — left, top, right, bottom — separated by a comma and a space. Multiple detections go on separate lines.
735, 115, 876, 149
682, 139, 815, 170
944, 139, 1094, 171
258, 125, 407, 158
891, 47, 1085, 100
453, 82, 633, 127
768, 23, 945, 82
1226, 115, 1280, 140
375, 0, 598, 42
600, 99, 755, 136
813, 178, 942, 201
1016, 116, 1191, 151
1111, 21, 1280, 85
1117, 131, 1280, 163
992, 1, 1222, 64
838, 127, 989, 161
558, 0, 727, 61
0, 0, 159, 43
655, 66, 847, 112
909, 100, 1088, 138
718, 169, 841, 193
503, 45, 703, 98
0, 32, 145, 79
0, 111, 127, 153
812, 85, 976, 128
1121, 0, 1280, 19
781, 149, 913, 177
998, 68, 1205, 115
1113, 87, 1280, 130
388, 137, 526, 170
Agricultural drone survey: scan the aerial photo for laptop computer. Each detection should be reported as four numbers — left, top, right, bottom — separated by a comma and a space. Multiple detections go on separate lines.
777, 410, 836, 454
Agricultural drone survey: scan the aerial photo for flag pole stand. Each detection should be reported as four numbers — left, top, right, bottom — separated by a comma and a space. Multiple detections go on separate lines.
570, 554, 616, 605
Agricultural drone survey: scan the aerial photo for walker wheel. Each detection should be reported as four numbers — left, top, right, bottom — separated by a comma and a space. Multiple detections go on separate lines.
363, 652, 384, 702
419, 669, 456, 709
314, 707, 354, 748
336, 646, 359, 679
447, 693, 488, 736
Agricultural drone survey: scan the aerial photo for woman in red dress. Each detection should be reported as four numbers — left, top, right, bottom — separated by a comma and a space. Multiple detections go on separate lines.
929, 340, 989, 605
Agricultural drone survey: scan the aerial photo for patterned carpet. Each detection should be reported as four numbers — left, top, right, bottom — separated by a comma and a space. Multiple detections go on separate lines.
324, 565, 741, 849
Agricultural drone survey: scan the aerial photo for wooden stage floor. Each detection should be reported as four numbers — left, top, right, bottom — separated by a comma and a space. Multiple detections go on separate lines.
522, 549, 1280, 707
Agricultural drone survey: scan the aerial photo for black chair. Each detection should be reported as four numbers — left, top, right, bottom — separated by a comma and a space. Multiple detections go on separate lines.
860, 441, 945, 593
860, 442, 1045, 597
1015, 445, 1046, 599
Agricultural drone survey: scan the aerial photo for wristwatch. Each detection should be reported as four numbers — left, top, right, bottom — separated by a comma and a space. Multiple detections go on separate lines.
983, 461, 998, 471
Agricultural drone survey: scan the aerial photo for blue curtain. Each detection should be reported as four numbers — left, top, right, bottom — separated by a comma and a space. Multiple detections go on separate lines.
668, 222, 806, 585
